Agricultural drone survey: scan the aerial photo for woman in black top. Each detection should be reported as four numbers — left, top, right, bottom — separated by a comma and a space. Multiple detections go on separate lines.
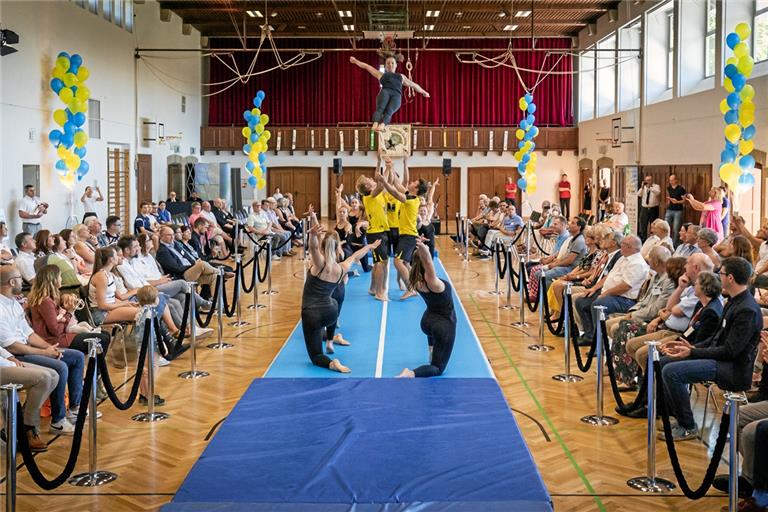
583, 178, 593, 214
350, 55, 430, 132
598, 180, 611, 221
336, 186, 371, 272
397, 240, 457, 378
301, 219, 379, 373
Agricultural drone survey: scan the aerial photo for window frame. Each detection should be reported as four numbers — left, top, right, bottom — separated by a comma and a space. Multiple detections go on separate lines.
578, 46, 596, 122
756, 1, 768, 63
705, 0, 717, 77
667, 10, 675, 90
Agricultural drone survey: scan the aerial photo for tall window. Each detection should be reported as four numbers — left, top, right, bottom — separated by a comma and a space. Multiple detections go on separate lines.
757, 0, 768, 62
667, 11, 675, 89
579, 48, 596, 121
597, 35, 617, 117
114, 0, 123, 27
619, 20, 641, 111
705, 0, 717, 76
88, 99, 101, 140
102, 0, 112, 22
124, 0, 133, 32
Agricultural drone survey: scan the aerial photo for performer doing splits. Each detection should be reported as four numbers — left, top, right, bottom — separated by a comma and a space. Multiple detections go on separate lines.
398, 239, 457, 378
349, 55, 430, 132
302, 219, 380, 373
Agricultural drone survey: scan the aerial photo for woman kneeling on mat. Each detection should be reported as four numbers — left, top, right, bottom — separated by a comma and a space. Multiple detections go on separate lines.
398, 239, 457, 378
302, 219, 380, 373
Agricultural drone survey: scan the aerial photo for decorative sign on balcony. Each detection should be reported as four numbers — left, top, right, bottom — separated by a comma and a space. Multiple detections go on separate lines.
378, 125, 412, 157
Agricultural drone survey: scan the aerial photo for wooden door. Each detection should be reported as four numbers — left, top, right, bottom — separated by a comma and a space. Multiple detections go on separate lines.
267, 167, 321, 219
639, 165, 671, 217
409, 167, 460, 222
137, 154, 153, 209
328, 167, 376, 219
467, 167, 516, 213
672, 164, 712, 225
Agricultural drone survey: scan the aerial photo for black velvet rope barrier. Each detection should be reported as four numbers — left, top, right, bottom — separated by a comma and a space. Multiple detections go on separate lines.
196, 274, 221, 328
98, 317, 150, 410
655, 360, 730, 499
15, 357, 95, 490
222, 262, 241, 317
494, 242, 508, 280
520, 264, 540, 313
510, 253, 521, 292
540, 275, 565, 336
531, 230, 552, 257
167, 293, 191, 357
567, 295, 599, 372
599, 318, 649, 414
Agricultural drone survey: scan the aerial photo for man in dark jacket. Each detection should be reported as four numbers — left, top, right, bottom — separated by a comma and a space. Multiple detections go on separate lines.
155, 226, 225, 288
660, 257, 762, 441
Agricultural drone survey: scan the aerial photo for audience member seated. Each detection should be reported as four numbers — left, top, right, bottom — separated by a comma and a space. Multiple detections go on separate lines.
263, 198, 295, 256
659, 257, 761, 441
0, 265, 85, 436
201, 200, 233, 246
546, 226, 605, 318
72, 223, 97, 269
673, 223, 702, 257
134, 201, 159, 239
189, 190, 203, 203
471, 200, 501, 251
189, 202, 229, 259
155, 226, 222, 289
88, 246, 141, 326
0, 221, 13, 265
697, 227, 721, 270
527, 216, 575, 300
38, 233, 84, 288
640, 219, 673, 261
538, 217, 588, 287
155, 200, 172, 225
538, 205, 563, 237
85, 216, 103, 245
600, 201, 629, 233
59, 228, 91, 277
575, 235, 647, 346
98, 215, 123, 247
482, 203, 523, 254
14, 231, 37, 285
245, 200, 292, 259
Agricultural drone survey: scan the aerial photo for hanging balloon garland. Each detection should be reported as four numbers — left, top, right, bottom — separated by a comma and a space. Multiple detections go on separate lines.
718, 22, 757, 193
48, 52, 91, 187
241, 90, 271, 190
514, 93, 540, 194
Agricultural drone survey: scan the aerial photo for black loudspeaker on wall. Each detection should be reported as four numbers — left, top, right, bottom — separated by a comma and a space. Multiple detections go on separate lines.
231, 168, 243, 212
442, 158, 452, 176
333, 158, 343, 176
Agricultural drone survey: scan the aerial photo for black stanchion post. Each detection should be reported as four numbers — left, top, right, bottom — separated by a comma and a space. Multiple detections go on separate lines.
179, 282, 209, 378
489, 239, 502, 295
525, 220, 532, 261
208, 269, 235, 350
132, 306, 170, 422
627, 342, 675, 492
529, 270, 554, 351
553, 282, 583, 382
301, 218, 308, 260
511, 255, 528, 327
262, 235, 278, 296
2, 383, 20, 511
69, 338, 118, 486
248, 239, 266, 310
581, 305, 619, 426
463, 217, 470, 262
229, 254, 249, 326
500, 242, 515, 310
725, 392, 748, 512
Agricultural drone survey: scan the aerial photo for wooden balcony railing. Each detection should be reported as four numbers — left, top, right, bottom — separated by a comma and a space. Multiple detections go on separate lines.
201, 125, 578, 155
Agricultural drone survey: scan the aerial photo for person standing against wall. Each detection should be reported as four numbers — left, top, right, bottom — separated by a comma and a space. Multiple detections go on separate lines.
504, 176, 517, 208
637, 175, 661, 241
664, 174, 686, 246
80, 185, 103, 222
18, 185, 48, 236
582, 177, 593, 217
558, 173, 571, 218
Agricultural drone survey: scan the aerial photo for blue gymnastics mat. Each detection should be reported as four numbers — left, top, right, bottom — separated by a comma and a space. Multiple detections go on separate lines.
163, 378, 552, 512
265, 259, 493, 379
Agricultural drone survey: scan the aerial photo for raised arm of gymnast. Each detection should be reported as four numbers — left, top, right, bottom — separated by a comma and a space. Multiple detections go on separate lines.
335, 184, 350, 211
341, 239, 381, 273
376, 172, 406, 203
415, 240, 444, 292
425, 177, 438, 219
350, 57, 430, 97
306, 221, 325, 271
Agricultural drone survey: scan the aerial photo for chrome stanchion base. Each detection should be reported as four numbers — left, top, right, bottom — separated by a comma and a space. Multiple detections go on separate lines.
68, 470, 118, 487
178, 370, 210, 379
131, 411, 170, 422
511, 321, 529, 327
228, 320, 250, 326
626, 476, 675, 493
552, 373, 584, 382
488, 290, 503, 296
500, 304, 519, 310
527, 344, 554, 351
247, 304, 267, 310
261, 290, 279, 295
207, 342, 235, 349
580, 414, 619, 426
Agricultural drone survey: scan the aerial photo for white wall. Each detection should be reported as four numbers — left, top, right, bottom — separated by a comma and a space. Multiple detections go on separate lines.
199, 151, 580, 218
0, 0, 201, 237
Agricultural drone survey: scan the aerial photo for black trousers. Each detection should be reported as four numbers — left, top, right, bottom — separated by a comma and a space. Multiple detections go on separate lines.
754, 420, 768, 489
326, 282, 345, 341
638, 206, 660, 241
301, 303, 338, 368
414, 312, 456, 378
559, 198, 570, 218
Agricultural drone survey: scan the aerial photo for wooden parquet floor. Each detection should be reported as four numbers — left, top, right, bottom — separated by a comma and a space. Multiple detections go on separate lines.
3, 236, 732, 511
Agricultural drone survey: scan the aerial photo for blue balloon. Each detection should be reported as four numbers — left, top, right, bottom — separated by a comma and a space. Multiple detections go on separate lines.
70, 54, 83, 69
74, 146, 87, 158
519, 120, 528, 130
71, 85, 78, 95
529, 142, 536, 152
524, 93, 533, 104
73, 112, 86, 127
726, 32, 740, 50
258, 153, 266, 163
64, 122, 77, 136
727, 93, 741, 109
247, 176, 257, 187
518, 141, 525, 150
243, 144, 251, 154
50, 78, 65, 93
526, 114, 535, 126
60, 133, 73, 148
518, 162, 527, 172
724, 64, 738, 78
732, 74, 745, 91
744, 125, 756, 140
740, 155, 756, 170
738, 173, 756, 188
721, 148, 736, 163
246, 161, 255, 171
261, 164, 267, 173
243, 111, 252, 121
55, 159, 67, 170
66, 109, 75, 122
724, 110, 739, 124
256, 90, 266, 100
517, 178, 527, 189
57, 51, 70, 59
530, 126, 539, 138
527, 103, 537, 114
48, 130, 62, 145
523, 131, 533, 141
250, 133, 258, 144
78, 160, 89, 174
521, 153, 530, 164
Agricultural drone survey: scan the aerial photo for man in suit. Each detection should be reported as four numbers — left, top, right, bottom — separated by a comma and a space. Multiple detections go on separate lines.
189, 218, 212, 261
660, 256, 762, 441
155, 226, 224, 289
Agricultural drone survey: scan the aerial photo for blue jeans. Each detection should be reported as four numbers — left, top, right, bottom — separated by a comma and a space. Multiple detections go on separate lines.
575, 294, 636, 342
544, 266, 572, 287
661, 359, 718, 430
664, 209, 684, 246
18, 349, 85, 423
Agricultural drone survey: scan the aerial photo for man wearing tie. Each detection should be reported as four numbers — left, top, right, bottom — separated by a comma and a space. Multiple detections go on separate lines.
637, 175, 661, 242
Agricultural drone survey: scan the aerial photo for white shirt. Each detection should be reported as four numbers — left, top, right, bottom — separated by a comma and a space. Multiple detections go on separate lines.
247, 211, 271, 233
0, 346, 16, 367
15, 251, 36, 283
0, 295, 33, 348
757, 242, 768, 270
640, 235, 674, 260
602, 252, 649, 300
117, 262, 150, 290
201, 211, 218, 227
131, 254, 164, 281
19, 196, 43, 224
82, 195, 97, 212
605, 212, 629, 232
637, 184, 661, 208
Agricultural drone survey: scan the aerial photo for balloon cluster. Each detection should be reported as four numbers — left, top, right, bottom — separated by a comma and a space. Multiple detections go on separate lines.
242, 90, 271, 190
48, 52, 91, 187
514, 93, 539, 194
718, 23, 757, 193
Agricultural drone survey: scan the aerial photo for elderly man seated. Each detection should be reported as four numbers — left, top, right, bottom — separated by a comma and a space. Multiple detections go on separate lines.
600, 202, 629, 233
673, 223, 702, 257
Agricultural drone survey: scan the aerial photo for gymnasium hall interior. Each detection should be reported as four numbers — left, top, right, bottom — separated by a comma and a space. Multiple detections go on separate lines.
1, 0, 768, 511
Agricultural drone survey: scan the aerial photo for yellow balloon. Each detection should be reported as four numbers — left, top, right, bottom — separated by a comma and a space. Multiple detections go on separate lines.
63, 73, 78, 88
738, 55, 754, 77
242, 127, 251, 138
719, 98, 730, 115
52, 66, 66, 80
263, 130, 271, 141
59, 87, 74, 103
260, 114, 269, 125
255, 124, 265, 135
740, 139, 754, 155
57, 145, 69, 158
76, 66, 90, 82
523, 141, 532, 152
251, 108, 260, 117
53, 109, 68, 127
724, 77, 735, 93
734, 43, 748, 58
254, 168, 263, 179
726, 56, 739, 66
515, 129, 525, 140
527, 184, 537, 194
740, 109, 754, 127
735, 22, 751, 41
740, 84, 755, 101
257, 178, 266, 190
67, 155, 81, 170
56, 56, 70, 72
69, 99, 83, 114
741, 99, 755, 113
74, 131, 88, 148
75, 85, 90, 101
725, 123, 741, 143
519, 98, 528, 111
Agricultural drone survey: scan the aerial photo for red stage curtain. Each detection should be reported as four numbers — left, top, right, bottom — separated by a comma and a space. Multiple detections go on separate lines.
207, 38, 573, 127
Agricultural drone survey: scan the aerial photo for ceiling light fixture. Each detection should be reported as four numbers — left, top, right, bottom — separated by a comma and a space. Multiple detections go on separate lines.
463, 25, 471, 29
503, 24, 518, 31
423, 24, 435, 30
343, 24, 355, 31
298, 25, 306, 29
246, 10, 263, 18
426, 10, 440, 17
338, 10, 352, 17
456, 12, 463, 17
498, 11, 507, 17
515, 10, 531, 17
270, 11, 278, 17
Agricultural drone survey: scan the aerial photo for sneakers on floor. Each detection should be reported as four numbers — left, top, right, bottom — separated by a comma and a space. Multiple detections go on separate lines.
139, 394, 166, 406
657, 423, 697, 442
66, 407, 102, 424
50, 418, 76, 435
157, 356, 171, 367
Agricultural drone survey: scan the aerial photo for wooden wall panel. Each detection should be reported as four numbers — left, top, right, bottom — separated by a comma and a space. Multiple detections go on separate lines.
267, 167, 321, 219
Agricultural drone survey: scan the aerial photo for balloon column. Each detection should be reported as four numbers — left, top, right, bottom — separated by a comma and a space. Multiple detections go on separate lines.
514, 93, 539, 194
242, 90, 271, 190
48, 52, 91, 187
718, 22, 757, 193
